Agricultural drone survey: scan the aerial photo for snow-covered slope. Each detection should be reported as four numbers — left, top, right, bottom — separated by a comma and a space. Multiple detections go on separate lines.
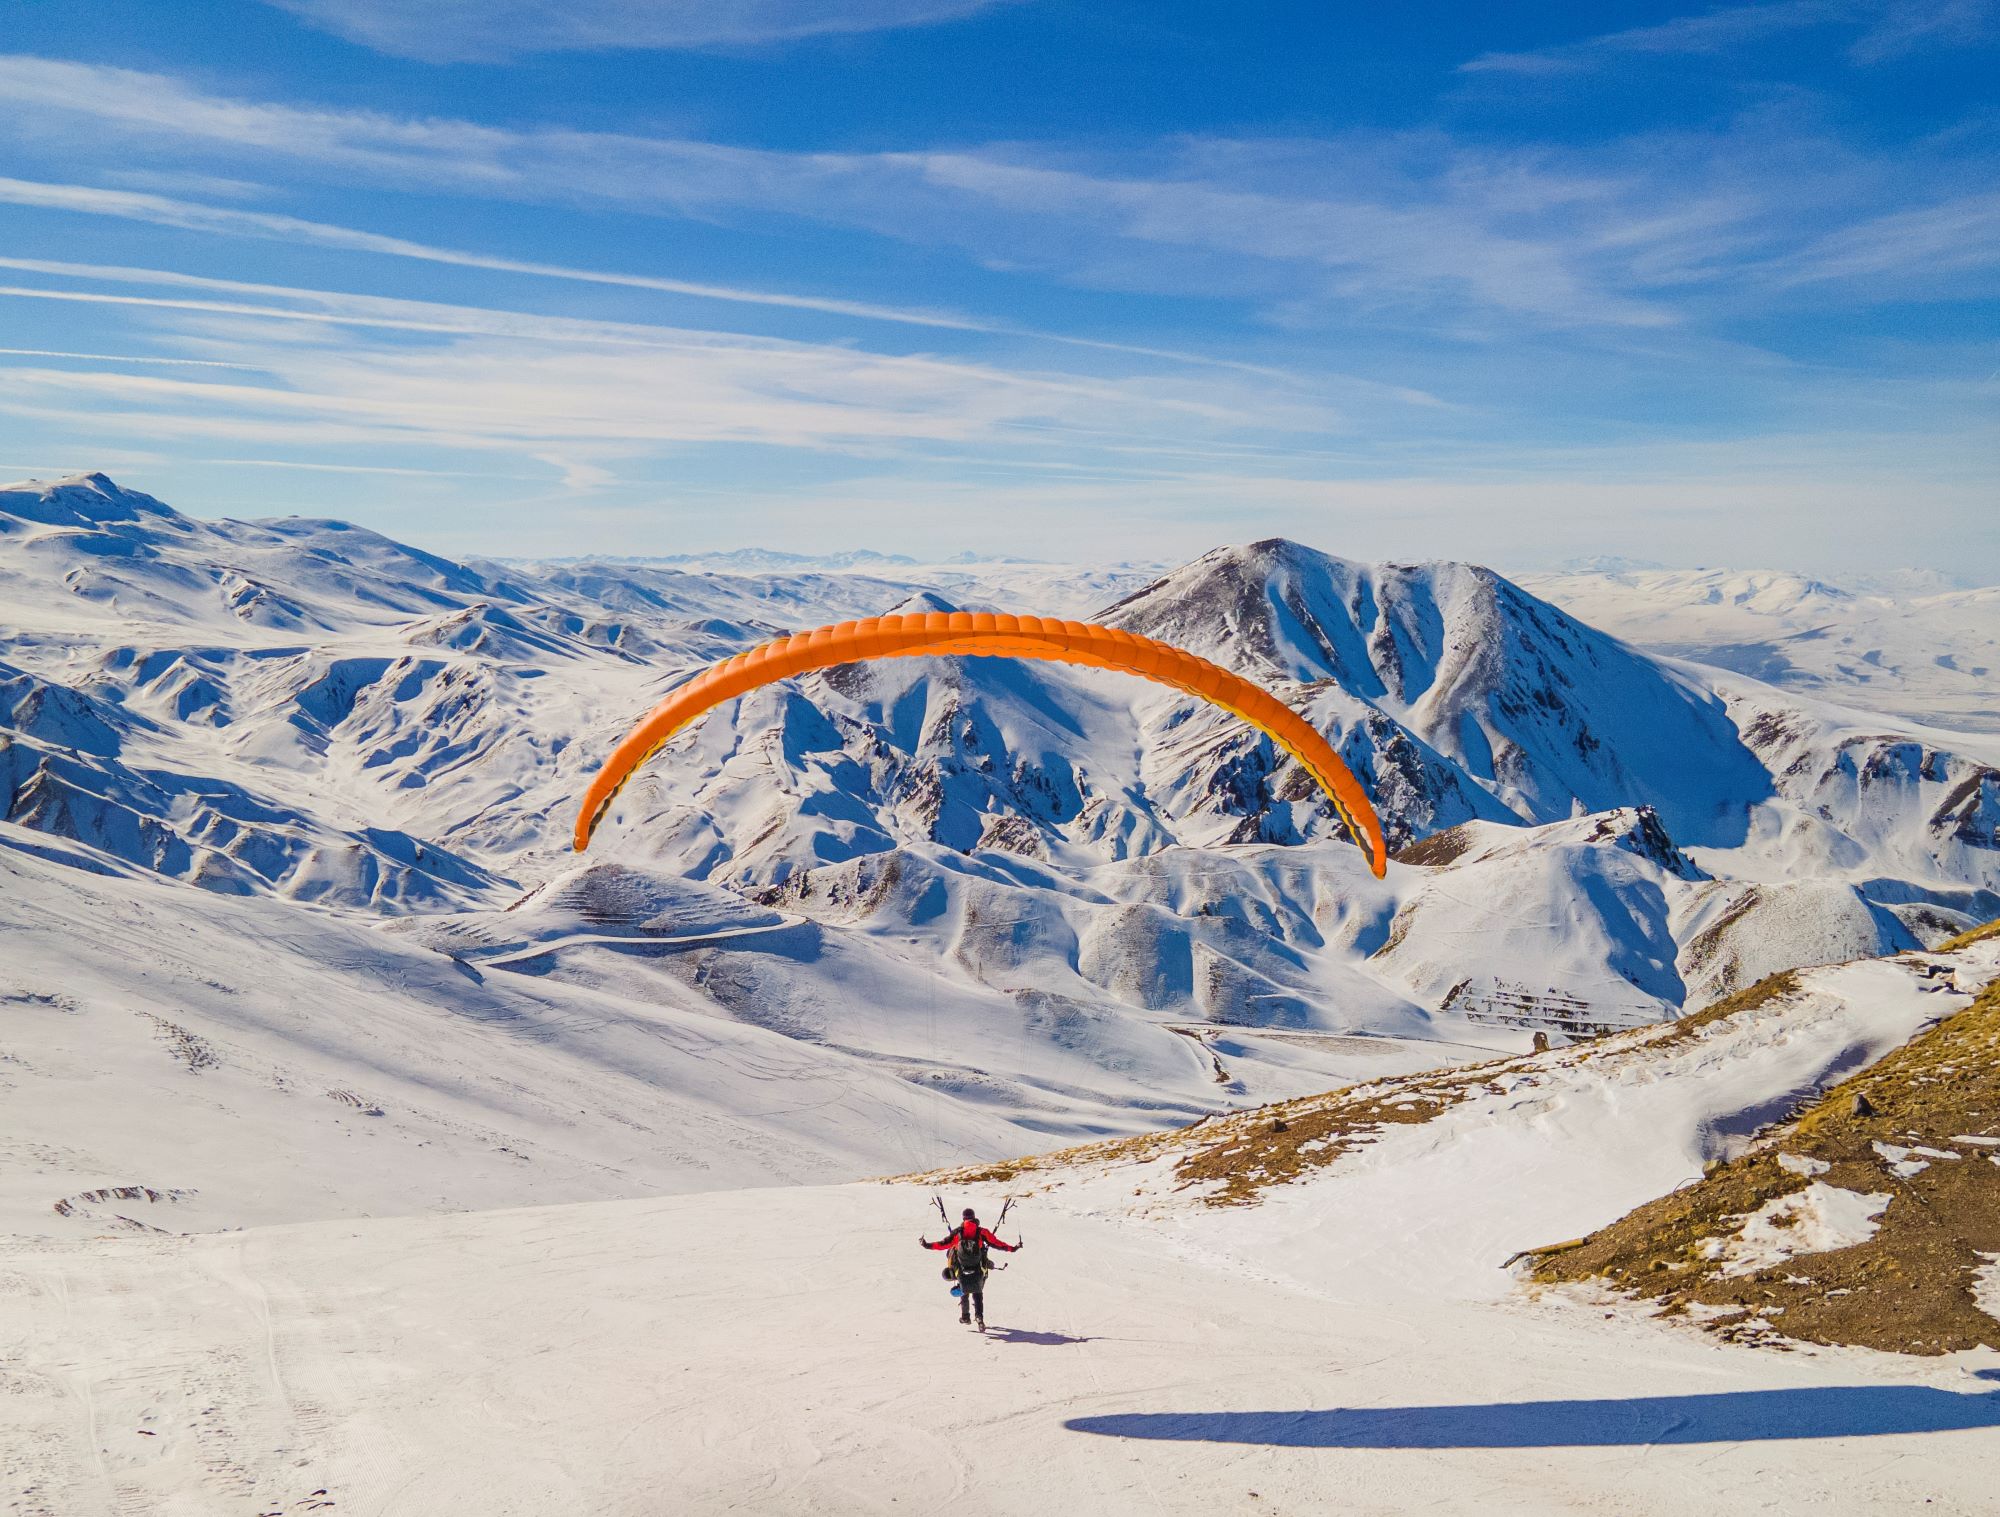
7, 940, 1998, 1516
5, 471, 1999, 1199
931, 934, 2000, 1312
0, 826, 1029, 1232
0, 822, 1482, 1239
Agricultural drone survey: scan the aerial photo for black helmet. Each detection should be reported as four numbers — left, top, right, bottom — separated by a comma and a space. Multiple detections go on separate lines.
962, 1208, 977, 1219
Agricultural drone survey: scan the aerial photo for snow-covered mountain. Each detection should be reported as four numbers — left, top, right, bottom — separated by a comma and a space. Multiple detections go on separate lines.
576, 546, 921, 571
1521, 565, 2000, 735
4, 472, 1999, 1235
1103, 541, 1774, 848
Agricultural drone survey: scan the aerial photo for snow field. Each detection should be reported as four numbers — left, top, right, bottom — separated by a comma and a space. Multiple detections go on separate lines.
5, 1183, 1999, 1516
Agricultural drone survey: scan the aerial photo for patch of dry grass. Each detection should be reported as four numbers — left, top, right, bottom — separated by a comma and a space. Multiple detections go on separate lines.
903, 1052, 1528, 1204
909, 972, 1834, 1208
1535, 977, 2000, 1355
1655, 970, 1800, 1042
1391, 824, 1480, 869
910, 956, 1991, 1250
1938, 917, 2000, 954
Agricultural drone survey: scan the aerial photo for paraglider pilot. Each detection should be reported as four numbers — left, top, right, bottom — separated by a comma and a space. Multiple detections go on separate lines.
921, 1208, 1020, 1329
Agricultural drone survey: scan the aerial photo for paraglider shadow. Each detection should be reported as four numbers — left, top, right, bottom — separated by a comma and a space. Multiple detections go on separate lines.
1065, 1380, 2000, 1448
984, 1328, 1097, 1346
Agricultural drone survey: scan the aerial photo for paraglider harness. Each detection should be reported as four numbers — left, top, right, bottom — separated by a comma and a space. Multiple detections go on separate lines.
943, 1233, 988, 1285
935, 1195, 1013, 1292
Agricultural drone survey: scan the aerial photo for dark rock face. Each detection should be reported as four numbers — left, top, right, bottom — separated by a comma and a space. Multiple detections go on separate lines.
1931, 768, 2000, 850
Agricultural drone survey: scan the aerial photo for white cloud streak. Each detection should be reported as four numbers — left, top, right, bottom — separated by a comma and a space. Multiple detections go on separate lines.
0, 259, 1284, 424
0, 57, 1729, 330
266, 0, 1007, 63
0, 259, 1350, 482
1461, 2, 1844, 73
0, 346, 265, 370
0, 172, 996, 334
0, 174, 1303, 379
1460, 0, 1995, 74
1770, 190, 2000, 285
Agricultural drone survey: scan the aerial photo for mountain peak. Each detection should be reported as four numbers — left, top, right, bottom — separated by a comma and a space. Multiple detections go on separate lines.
883, 589, 962, 616
1097, 536, 1779, 846
0, 471, 180, 530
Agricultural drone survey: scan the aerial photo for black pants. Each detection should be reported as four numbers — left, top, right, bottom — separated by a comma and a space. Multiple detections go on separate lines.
958, 1273, 986, 1321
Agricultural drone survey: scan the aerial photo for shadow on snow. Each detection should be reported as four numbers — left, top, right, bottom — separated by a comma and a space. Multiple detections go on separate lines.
1065, 1384, 2000, 1448
984, 1327, 1095, 1346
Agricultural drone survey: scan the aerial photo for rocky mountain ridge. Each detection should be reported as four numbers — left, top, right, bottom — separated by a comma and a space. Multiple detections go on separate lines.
3, 473, 1996, 1059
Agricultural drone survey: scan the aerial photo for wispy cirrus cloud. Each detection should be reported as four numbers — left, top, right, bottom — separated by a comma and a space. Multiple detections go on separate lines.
0, 173, 1021, 333
0, 57, 792, 214
0, 175, 1311, 379
4, 258, 1986, 564
1461, 2, 1844, 74
6, 52, 1993, 342
0, 346, 265, 370
1460, 0, 1994, 74
266, 0, 1009, 63
0, 258, 1348, 479
0, 57, 1708, 331
1771, 189, 2000, 286
1846, 0, 1997, 58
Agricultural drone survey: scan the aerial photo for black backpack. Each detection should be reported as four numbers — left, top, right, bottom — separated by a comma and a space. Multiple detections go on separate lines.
950, 1229, 990, 1280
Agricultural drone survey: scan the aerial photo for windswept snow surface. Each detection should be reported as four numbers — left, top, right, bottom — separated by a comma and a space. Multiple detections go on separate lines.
7, 953, 2000, 1513
1056, 951, 1994, 1308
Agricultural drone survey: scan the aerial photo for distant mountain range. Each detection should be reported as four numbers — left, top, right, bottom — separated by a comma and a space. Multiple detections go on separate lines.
3, 471, 1997, 1232
518, 547, 1069, 571
1523, 564, 2000, 734
533, 546, 922, 571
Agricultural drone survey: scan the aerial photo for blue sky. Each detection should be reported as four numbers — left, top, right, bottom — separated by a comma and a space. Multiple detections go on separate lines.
0, 1, 1995, 573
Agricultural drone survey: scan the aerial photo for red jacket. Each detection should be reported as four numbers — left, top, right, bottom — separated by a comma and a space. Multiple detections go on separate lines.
928, 1222, 1016, 1253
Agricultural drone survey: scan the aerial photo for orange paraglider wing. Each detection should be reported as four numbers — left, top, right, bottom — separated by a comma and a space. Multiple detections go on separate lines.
572, 611, 1389, 878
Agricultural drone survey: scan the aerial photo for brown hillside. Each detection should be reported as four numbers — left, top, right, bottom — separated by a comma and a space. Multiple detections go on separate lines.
1534, 976, 2000, 1354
